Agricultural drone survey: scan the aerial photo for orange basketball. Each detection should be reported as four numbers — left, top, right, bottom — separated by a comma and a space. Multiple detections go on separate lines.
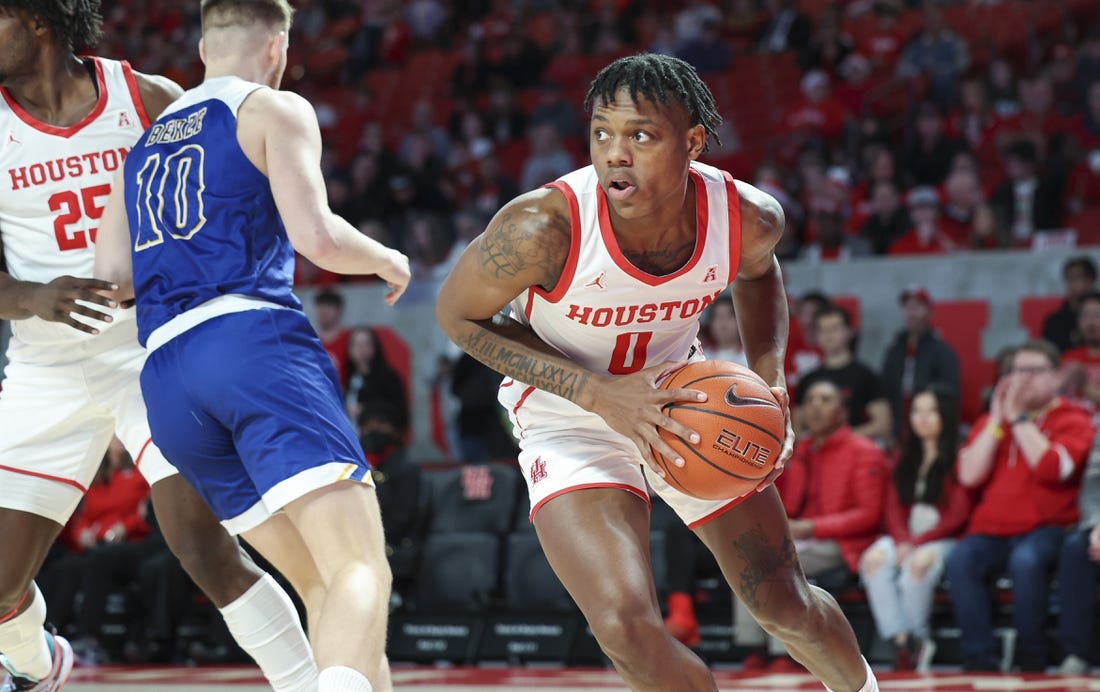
655, 360, 785, 500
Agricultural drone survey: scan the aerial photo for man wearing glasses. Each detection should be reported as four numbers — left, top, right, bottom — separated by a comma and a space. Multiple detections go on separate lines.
944, 340, 1096, 672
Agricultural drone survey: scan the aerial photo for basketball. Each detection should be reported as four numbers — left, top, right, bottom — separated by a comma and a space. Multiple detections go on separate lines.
655, 360, 785, 500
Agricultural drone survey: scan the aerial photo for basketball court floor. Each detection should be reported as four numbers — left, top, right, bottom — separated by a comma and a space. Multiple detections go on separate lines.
61, 665, 1100, 691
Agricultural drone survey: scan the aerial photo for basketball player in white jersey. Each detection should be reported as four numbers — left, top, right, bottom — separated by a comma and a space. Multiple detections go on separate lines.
437, 54, 879, 692
0, 3, 314, 690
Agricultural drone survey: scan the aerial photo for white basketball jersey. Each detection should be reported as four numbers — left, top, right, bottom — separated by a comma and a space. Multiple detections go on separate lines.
499, 161, 741, 426
0, 58, 150, 364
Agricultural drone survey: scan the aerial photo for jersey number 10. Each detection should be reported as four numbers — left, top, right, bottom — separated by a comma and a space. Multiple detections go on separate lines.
132, 144, 207, 251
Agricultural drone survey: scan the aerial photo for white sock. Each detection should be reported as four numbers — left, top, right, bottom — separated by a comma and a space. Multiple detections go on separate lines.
318, 665, 372, 692
825, 656, 878, 692
218, 574, 317, 692
0, 583, 51, 680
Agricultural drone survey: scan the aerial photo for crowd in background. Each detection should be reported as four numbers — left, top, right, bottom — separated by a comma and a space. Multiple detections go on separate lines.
24, 0, 1100, 675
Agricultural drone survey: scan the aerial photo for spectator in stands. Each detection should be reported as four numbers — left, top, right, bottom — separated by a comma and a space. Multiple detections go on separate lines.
990, 140, 1065, 244
662, 506, 721, 648
947, 340, 1095, 671
950, 78, 999, 166
735, 380, 887, 670
797, 4, 853, 74
400, 98, 451, 162
699, 298, 748, 367
520, 123, 575, 193
881, 286, 961, 438
65, 439, 154, 664
940, 168, 987, 247
853, 0, 906, 72
360, 402, 423, 603
986, 57, 1020, 118
1060, 291, 1100, 408
799, 206, 872, 262
756, 0, 811, 54
904, 101, 963, 188
786, 290, 829, 392
529, 82, 581, 139
781, 70, 848, 146
1043, 256, 1098, 352
996, 74, 1069, 162
888, 186, 957, 256
859, 385, 970, 671
449, 352, 516, 462
1055, 433, 1100, 675
468, 152, 521, 219
1078, 30, 1100, 92
896, 0, 970, 107
314, 288, 351, 386
484, 80, 528, 144
796, 305, 892, 443
859, 179, 911, 254
676, 18, 731, 75
345, 326, 409, 431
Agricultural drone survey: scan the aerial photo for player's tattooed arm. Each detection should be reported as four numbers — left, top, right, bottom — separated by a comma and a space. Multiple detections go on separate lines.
436, 188, 600, 406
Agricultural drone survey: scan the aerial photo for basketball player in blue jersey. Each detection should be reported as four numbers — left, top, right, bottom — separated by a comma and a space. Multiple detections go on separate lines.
437, 54, 879, 692
0, 2, 316, 691
94, 2, 409, 691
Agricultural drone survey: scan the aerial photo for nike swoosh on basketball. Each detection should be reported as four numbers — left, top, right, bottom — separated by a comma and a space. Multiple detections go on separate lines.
724, 383, 778, 408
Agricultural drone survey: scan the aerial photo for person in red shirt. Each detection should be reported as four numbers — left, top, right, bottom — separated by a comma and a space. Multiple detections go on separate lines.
735, 380, 887, 670
314, 288, 351, 387
781, 70, 849, 145
888, 186, 958, 256
859, 385, 970, 671
1060, 291, 1100, 409
946, 340, 1095, 671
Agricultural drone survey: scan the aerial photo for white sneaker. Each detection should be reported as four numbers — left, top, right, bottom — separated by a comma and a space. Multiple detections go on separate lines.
1, 633, 74, 692
1058, 654, 1089, 676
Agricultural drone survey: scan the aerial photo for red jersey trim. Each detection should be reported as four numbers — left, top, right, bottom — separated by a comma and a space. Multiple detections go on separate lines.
721, 170, 743, 284
526, 182, 582, 316
133, 437, 154, 468
1, 57, 109, 138
686, 492, 752, 530
596, 167, 709, 286
530, 482, 651, 521
511, 385, 537, 432
0, 464, 87, 493
120, 60, 152, 128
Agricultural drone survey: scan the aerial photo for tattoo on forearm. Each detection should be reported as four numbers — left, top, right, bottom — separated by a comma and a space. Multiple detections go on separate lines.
732, 524, 801, 611
459, 327, 590, 401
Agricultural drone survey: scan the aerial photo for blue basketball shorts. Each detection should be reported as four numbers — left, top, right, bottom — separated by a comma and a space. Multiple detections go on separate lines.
140, 307, 372, 534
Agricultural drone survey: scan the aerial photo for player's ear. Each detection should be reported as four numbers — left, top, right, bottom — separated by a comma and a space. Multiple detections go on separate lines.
686, 124, 706, 160
268, 30, 287, 65
198, 37, 207, 65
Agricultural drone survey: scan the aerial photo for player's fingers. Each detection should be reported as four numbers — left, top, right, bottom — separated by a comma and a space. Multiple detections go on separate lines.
668, 387, 707, 403
655, 411, 698, 453
637, 441, 666, 478
756, 464, 785, 491
59, 314, 102, 334
76, 289, 118, 308
646, 360, 688, 386
65, 277, 118, 293
388, 282, 408, 303
646, 426, 686, 469
69, 303, 115, 323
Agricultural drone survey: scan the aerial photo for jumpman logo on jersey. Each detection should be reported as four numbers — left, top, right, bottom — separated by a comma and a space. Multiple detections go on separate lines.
584, 272, 606, 290
530, 457, 548, 484
5, 132, 20, 146
118, 111, 133, 128
701, 265, 719, 284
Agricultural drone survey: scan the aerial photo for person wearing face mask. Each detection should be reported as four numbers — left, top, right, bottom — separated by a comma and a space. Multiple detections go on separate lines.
360, 402, 423, 601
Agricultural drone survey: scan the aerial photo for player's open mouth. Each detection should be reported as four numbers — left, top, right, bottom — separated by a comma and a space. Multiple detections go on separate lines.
607, 179, 637, 200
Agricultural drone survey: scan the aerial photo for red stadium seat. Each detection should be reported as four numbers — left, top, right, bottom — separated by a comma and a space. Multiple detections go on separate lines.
930, 300, 995, 423
1019, 296, 1062, 339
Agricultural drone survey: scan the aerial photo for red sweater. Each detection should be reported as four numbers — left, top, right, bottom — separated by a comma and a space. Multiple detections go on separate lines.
962, 400, 1095, 536
777, 426, 888, 571
70, 468, 151, 549
883, 472, 971, 547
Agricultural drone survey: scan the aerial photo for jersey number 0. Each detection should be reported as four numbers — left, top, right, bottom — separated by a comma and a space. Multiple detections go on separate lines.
133, 144, 208, 251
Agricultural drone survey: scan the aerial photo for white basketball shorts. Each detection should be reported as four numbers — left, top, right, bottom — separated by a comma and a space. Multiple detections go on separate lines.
0, 342, 178, 525
513, 404, 748, 529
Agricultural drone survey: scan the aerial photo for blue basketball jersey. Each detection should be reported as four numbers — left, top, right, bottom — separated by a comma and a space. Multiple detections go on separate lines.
124, 76, 300, 346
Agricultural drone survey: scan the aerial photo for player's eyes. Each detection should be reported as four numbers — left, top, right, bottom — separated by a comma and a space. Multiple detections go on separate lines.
593, 130, 608, 141
633, 131, 651, 142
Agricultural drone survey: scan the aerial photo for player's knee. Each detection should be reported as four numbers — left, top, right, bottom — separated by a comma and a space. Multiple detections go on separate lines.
587, 602, 666, 660
749, 581, 818, 640
171, 532, 258, 605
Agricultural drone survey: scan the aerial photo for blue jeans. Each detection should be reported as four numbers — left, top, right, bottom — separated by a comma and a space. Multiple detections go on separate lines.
1057, 528, 1100, 660
945, 526, 1066, 671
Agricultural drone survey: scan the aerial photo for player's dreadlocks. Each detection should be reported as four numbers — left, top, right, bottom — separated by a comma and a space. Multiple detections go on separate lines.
0, 0, 103, 50
584, 54, 723, 152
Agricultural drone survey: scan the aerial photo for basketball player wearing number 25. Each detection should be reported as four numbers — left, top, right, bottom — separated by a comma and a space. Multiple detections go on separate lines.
436, 54, 878, 692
